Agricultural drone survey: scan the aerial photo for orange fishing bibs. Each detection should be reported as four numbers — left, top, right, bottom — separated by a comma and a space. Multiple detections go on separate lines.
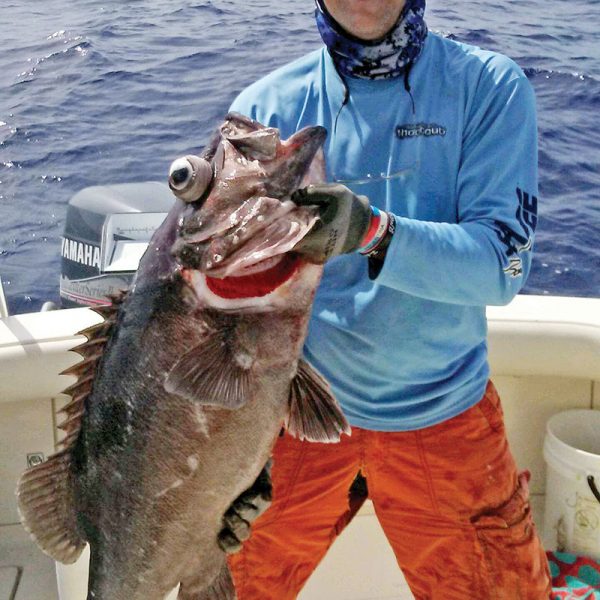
229, 381, 552, 600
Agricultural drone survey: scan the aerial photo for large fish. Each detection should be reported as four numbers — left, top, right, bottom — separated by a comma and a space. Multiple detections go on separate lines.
16, 113, 349, 600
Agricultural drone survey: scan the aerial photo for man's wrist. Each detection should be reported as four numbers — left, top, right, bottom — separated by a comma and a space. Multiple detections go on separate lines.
358, 207, 390, 255
358, 207, 396, 257
366, 213, 396, 279
368, 212, 395, 259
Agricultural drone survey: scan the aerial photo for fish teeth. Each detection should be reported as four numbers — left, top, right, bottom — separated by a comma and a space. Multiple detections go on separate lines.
234, 255, 282, 276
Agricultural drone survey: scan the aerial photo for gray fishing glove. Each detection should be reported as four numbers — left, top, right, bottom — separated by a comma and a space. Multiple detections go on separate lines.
291, 183, 372, 263
217, 460, 272, 554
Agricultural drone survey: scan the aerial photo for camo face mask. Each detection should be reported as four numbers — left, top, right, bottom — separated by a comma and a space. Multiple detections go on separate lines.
314, 0, 428, 80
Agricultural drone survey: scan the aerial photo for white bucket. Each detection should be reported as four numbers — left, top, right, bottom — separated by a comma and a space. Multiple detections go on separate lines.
543, 409, 600, 559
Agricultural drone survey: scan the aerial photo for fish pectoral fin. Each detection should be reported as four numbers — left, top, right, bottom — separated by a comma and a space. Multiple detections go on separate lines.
286, 359, 351, 443
16, 450, 86, 564
178, 562, 236, 600
164, 336, 253, 409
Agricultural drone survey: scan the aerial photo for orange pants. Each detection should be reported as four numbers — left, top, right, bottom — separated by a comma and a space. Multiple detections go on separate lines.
229, 382, 551, 599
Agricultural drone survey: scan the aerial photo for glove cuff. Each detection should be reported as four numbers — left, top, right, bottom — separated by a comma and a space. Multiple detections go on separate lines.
358, 207, 390, 255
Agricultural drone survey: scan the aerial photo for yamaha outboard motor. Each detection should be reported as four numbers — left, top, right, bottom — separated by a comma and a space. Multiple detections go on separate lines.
60, 182, 175, 308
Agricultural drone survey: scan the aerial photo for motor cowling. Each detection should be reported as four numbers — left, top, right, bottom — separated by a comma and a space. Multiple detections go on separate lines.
60, 182, 174, 307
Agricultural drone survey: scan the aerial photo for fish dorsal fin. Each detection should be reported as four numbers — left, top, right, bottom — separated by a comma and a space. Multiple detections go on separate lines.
57, 291, 126, 449
15, 292, 127, 562
164, 332, 255, 409
15, 450, 86, 563
286, 359, 351, 443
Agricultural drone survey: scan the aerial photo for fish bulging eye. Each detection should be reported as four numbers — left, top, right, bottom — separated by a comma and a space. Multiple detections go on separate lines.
168, 155, 213, 203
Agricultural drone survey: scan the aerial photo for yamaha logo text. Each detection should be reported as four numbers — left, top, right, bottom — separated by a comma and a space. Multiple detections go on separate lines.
62, 237, 101, 269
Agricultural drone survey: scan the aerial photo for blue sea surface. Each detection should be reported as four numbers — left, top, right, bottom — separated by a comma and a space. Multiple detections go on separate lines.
0, 0, 598, 314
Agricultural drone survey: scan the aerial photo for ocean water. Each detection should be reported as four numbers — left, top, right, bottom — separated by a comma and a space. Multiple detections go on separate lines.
0, 0, 598, 314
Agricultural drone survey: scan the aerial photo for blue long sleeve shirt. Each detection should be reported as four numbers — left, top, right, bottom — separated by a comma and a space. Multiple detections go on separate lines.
229, 32, 539, 431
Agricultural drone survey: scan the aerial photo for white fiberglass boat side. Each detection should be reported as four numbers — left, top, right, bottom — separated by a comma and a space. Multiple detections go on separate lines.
0, 295, 598, 600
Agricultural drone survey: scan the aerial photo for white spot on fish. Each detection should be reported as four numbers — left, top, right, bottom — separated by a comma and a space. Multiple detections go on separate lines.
232, 235, 240, 245
187, 455, 200, 472
257, 215, 264, 222
206, 260, 213, 269
193, 404, 209, 437
154, 479, 184, 499
213, 254, 223, 263
235, 351, 253, 370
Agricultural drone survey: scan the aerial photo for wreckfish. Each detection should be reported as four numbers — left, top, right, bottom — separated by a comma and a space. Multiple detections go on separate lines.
16, 113, 349, 600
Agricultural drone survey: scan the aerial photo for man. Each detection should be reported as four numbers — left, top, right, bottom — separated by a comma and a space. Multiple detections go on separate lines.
222, 0, 551, 598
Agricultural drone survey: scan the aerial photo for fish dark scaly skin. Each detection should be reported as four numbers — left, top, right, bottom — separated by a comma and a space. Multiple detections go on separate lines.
16, 113, 349, 600
77, 277, 320, 598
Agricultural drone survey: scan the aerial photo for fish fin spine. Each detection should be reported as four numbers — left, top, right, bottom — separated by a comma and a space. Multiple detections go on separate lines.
285, 358, 351, 443
58, 291, 126, 451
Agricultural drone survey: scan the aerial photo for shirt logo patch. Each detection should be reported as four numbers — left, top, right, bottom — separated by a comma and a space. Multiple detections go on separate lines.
396, 123, 446, 140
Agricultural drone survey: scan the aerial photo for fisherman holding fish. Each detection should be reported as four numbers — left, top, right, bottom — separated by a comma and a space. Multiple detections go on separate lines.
15, 0, 550, 598
222, 0, 552, 598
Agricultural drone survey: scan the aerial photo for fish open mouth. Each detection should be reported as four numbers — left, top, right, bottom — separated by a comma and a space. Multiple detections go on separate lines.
178, 199, 318, 299
202, 206, 317, 298
204, 254, 302, 299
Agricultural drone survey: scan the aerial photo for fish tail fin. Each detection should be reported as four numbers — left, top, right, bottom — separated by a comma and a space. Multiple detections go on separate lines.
178, 563, 236, 600
286, 358, 351, 443
15, 449, 86, 563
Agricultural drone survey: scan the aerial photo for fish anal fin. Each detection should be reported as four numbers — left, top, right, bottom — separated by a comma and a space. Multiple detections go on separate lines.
178, 562, 236, 600
286, 359, 351, 443
16, 451, 86, 564
164, 335, 254, 409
